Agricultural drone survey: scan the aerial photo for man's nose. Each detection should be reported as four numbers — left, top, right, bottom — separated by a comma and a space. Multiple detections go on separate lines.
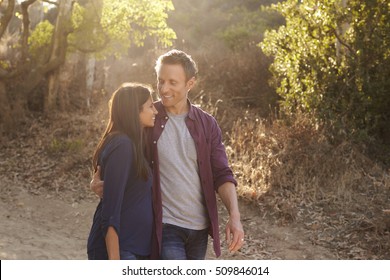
159, 83, 168, 93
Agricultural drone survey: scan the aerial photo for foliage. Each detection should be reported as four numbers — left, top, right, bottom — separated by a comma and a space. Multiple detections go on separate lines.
0, 0, 177, 122
4, 0, 176, 68
69, 0, 176, 58
217, 3, 284, 51
260, 0, 390, 141
168, 0, 283, 50
28, 20, 54, 58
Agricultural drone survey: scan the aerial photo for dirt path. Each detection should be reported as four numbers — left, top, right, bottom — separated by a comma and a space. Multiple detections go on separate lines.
211, 199, 337, 260
0, 177, 336, 260
0, 180, 96, 260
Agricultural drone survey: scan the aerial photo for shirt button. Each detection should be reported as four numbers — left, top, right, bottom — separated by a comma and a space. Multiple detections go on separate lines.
161, 125, 164, 128
165, 116, 168, 120
151, 161, 154, 164
153, 141, 157, 144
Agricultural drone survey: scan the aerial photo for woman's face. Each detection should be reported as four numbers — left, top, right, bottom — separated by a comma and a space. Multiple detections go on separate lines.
139, 96, 158, 128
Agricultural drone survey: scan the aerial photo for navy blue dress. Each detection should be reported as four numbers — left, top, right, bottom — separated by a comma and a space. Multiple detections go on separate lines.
87, 134, 153, 259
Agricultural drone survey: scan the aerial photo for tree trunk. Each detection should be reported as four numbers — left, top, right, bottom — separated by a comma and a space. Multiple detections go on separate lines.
0, 0, 15, 39
336, 0, 349, 60
44, 0, 73, 113
21, 0, 38, 62
85, 55, 96, 108
0, 81, 11, 134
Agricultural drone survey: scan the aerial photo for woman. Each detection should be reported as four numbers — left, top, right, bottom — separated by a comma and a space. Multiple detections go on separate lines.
87, 83, 158, 260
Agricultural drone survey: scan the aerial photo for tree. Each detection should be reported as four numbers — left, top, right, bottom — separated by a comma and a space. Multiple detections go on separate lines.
0, 0, 176, 119
261, 0, 390, 141
0, 0, 16, 39
45, 0, 72, 112
167, 0, 283, 50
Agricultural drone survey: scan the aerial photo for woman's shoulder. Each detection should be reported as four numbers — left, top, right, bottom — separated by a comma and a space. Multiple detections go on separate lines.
110, 133, 132, 143
103, 133, 134, 154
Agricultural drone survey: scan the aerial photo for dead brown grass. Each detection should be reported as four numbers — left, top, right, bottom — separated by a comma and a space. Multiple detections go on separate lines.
224, 110, 390, 259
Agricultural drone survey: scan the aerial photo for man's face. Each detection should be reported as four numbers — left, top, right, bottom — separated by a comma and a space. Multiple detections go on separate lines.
157, 63, 195, 114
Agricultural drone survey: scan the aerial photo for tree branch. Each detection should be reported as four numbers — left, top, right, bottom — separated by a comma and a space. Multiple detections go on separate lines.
332, 28, 355, 57
41, 0, 59, 6
0, 0, 15, 39
41, 56, 65, 74
20, 0, 38, 62
68, 35, 110, 54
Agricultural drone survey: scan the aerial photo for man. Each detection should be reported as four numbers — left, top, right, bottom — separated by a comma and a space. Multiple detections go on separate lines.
91, 49, 244, 259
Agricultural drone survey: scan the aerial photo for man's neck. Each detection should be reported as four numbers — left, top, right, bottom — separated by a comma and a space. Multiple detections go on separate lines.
165, 100, 189, 115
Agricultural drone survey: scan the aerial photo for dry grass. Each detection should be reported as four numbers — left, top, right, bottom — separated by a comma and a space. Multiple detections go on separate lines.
223, 110, 390, 259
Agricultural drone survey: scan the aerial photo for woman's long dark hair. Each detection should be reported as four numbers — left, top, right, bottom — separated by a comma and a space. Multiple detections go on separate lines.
92, 83, 152, 180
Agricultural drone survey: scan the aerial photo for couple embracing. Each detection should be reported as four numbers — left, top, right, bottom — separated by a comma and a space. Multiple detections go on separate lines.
87, 49, 244, 260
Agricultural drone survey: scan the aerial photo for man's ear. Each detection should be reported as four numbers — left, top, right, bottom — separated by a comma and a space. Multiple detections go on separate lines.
187, 77, 196, 92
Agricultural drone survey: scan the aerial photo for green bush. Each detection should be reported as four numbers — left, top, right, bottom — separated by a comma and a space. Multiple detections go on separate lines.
261, 0, 390, 142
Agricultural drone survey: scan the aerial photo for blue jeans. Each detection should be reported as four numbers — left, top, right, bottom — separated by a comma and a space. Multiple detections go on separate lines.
120, 250, 149, 260
161, 223, 209, 260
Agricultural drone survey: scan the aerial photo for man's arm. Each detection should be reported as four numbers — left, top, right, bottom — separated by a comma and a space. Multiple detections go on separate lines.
90, 166, 104, 198
218, 182, 245, 253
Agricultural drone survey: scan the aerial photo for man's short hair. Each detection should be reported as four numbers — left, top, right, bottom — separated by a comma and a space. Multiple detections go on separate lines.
155, 49, 198, 81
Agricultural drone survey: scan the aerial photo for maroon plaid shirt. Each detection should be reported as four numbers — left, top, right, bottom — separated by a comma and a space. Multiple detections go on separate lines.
147, 100, 237, 258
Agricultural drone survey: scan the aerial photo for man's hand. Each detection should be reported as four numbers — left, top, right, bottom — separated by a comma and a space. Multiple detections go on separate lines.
218, 182, 245, 253
225, 214, 245, 253
90, 166, 104, 198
